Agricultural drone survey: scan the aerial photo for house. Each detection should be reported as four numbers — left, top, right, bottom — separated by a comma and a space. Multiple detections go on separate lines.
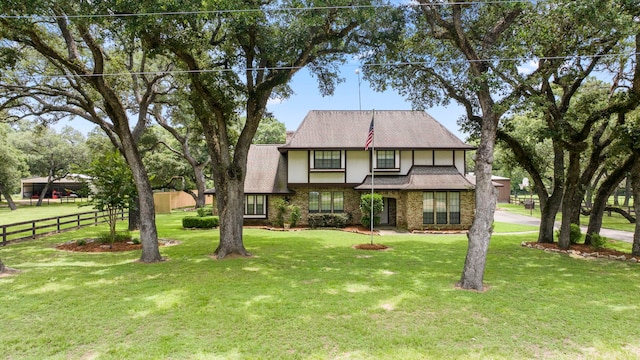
207, 110, 477, 230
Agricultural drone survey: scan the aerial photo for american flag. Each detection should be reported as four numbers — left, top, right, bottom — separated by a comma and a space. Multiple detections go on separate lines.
364, 117, 374, 151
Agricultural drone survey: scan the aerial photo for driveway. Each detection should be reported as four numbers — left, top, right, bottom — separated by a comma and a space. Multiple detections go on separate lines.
494, 209, 635, 243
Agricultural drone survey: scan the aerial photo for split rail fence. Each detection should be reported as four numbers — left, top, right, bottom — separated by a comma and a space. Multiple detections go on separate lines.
1, 209, 127, 246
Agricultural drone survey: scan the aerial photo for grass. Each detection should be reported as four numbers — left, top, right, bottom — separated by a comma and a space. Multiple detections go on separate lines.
499, 203, 636, 232
0, 200, 91, 225
2, 211, 640, 359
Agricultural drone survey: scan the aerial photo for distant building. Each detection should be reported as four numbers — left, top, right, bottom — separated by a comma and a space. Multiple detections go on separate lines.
21, 175, 88, 199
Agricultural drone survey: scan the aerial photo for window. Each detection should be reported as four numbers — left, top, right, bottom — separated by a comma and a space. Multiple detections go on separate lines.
245, 195, 265, 216
376, 150, 396, 169
436, 192, 447, 224
449, 192, 460, 224
423, 192, 434, 224
314, 151, 341, 169
423, 192, 461, 225
309, 191, 344, 213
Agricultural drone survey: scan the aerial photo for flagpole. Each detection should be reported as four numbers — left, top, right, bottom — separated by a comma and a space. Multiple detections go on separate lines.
370, 110, 375, 245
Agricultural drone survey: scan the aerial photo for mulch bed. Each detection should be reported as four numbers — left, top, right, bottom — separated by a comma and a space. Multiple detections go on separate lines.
522, 241, 640, 263
56, 239, 179, 252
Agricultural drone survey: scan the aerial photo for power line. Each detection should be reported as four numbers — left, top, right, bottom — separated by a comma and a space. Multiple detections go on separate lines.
0, 1, 536, 20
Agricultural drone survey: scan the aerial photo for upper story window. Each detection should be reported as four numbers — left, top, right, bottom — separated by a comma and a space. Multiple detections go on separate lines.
314, 150, 341, 169
376, 150, 396, 169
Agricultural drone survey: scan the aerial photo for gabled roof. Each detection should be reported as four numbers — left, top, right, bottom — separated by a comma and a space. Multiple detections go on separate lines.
21, 174, 88, 184
205, 145, 290, 195
355, 166, 475, 191
280, 110, 474, 150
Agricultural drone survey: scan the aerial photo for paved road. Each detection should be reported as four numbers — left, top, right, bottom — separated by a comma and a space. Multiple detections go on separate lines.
494, 209, 635, 243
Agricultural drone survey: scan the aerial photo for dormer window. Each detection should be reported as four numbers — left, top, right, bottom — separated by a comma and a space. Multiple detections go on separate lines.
374, 150, 400, 171
376, 150, 395, 169
312, 150, 342, 169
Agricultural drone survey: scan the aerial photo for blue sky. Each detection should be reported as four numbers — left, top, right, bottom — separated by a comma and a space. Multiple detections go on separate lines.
267, 65, 467, 141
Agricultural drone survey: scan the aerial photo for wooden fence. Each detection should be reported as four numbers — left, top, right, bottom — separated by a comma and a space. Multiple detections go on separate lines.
1, 209, 127, 246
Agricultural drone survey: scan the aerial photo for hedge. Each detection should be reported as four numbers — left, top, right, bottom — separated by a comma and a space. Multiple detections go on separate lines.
308, 213, 351, 229
182, 216, 219, 229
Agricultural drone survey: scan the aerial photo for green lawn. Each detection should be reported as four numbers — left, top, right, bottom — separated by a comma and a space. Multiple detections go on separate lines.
1, 212, 640, 359
0, 200, 91, 225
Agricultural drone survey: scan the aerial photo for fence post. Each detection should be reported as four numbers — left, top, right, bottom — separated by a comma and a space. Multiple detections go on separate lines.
32, 221, 36, 239
57, 217, 61, 233
77, 214, 81, 228
2, 225, 6, 246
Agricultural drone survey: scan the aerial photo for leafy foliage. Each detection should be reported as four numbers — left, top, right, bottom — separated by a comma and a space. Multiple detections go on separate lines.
85, 151, 136, 246
360, 193, 383, 228
308, 213, 351, 229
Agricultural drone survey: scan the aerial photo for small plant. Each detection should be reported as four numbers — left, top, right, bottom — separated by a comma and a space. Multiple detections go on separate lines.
197, 207, 213, 217
288, 205, 301, 228
274, 199, 288, 228
555, 223, 583, 244
76, 239, 87, 246
590, 233, 607, 250
131, 238, 141, 245
97, 231, 132, 246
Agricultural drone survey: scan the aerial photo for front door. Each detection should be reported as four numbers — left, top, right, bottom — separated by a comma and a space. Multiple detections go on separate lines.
381, 197, 397, 226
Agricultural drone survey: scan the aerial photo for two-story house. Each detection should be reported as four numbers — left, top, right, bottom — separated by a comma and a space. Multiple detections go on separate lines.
208, 110, 476, 231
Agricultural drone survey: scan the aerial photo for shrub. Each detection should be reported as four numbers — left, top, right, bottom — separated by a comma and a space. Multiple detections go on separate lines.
555, 223, 583, 244
197, 207, 214, 217
76, 239, 87, 246
590, 233, 607, 250
273, 199, 288, 227
361, 214, 381, 229
289, 205, 301, 227
308, 213, 351, 228
182, 216, 219, 229
360, 193, 383, 227
97, 231, 132, 244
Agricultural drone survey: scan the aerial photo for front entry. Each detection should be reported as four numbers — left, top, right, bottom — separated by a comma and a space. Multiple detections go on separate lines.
380, 197, 397, 226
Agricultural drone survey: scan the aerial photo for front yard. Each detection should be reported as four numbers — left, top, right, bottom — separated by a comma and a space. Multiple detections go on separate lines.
1, 211, 639, 359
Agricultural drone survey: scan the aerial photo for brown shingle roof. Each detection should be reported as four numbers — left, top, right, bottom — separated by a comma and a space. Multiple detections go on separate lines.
205, 145, 290, 195
280, 110, 473, 150
355, 166, 475, 191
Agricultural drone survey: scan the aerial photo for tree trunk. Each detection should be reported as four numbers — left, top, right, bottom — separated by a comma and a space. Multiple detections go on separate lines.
458, 110, 498, 291
214, 178, 251, 259
37, 179, 53, 207
0, 258, 5, 273
129, 157, 162, 263
623, 175, 631, 207
128, 195, 141, 231
214, 176, 250, 259
631, 157, 640, 256
0, 184, 17, 211
559, 151, 582, 249
585, 155, 635, 245
117, 132, 162, 263
538, 141, 565, 243
539, 190, 562, 243
194, 165, 207, 208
